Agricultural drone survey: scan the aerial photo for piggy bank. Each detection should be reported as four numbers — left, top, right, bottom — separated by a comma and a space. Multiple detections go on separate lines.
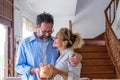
40, 63, 53, 78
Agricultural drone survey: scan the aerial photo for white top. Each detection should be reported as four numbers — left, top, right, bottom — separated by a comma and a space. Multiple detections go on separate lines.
54, 48, 82, 80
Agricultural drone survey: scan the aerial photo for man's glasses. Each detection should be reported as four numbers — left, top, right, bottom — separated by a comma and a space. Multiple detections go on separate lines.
40, 28, 54, 34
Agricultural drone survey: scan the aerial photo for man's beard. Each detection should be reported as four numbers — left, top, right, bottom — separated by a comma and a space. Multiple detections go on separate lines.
37, 30, 50, 39
41, 35, 50, 39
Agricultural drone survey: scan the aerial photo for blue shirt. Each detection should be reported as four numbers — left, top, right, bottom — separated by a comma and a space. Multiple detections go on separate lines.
15, 32, 59, 80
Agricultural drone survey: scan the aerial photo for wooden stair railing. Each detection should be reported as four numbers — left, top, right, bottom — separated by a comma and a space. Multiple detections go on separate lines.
104, 0, 120, 78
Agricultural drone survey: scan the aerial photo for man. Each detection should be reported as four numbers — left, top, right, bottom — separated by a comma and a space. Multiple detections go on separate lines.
15, 12, 81, 80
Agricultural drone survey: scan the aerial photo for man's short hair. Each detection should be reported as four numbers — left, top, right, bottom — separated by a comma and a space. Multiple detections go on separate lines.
36, 12, 54, 27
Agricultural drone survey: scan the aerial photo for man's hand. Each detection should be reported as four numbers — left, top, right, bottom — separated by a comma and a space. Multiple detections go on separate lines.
30, 67, 43, 80
35, 68, 41, 80
69, 52, 82, 67
35, 68, 47, 80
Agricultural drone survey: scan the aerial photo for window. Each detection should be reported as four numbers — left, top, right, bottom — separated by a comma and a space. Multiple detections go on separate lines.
0, 23, 7, 79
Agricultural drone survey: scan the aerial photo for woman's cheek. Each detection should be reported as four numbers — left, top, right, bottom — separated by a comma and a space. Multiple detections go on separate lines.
53, 41, 57, 47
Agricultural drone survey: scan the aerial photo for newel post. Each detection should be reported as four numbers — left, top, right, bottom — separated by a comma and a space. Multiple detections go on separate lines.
69, 20, 72, 31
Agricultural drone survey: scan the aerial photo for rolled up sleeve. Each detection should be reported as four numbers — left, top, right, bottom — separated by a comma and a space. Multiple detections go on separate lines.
15, 40, 31, 75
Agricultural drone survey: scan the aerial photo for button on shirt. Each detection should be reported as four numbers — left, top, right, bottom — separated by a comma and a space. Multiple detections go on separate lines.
15, 32, 58, 80
54, 48, 82, 80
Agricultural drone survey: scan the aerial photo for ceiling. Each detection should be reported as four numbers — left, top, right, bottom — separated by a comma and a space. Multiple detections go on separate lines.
17, 0, 112, 17
19, 0, 78, 16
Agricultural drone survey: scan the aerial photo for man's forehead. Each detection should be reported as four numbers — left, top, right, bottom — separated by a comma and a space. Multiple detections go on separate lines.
41, 23, 53, 29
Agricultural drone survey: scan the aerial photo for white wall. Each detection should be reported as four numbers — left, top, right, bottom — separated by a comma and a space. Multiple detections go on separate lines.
52, 0, 110, 38
112, 0, 120, 39
52, 15, 74, 37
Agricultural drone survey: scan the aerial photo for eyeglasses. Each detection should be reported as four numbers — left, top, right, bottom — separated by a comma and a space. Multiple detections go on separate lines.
40, 28, 54, 34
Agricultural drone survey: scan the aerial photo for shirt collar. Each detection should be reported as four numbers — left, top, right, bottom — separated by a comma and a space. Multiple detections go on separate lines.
61, 48, 72, 56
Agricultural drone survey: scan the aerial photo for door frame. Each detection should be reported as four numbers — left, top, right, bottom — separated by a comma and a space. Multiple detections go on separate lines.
0, 17, 14, 76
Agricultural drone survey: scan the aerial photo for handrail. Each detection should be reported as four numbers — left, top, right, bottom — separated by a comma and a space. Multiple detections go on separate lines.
104, 0, 120, 78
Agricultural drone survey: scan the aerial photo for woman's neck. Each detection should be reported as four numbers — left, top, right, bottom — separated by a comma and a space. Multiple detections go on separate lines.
58, 47, 67, 55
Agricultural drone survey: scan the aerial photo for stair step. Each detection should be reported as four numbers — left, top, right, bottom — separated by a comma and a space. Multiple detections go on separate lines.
82, 65, 115, 72
81, 52, 110, 59
81, 70, 115, 74
81, 73, 116, 79
82, 59, 113, 65
75, 46, 107, 52
84, 39, 105, 46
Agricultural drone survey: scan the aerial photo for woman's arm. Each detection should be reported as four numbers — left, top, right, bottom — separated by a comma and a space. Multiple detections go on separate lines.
53, 61, 82, 80
53, 63, 81, 80
53, 67, 68, 80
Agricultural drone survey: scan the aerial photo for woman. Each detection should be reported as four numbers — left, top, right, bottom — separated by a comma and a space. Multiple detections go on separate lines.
52, 28, 84, 80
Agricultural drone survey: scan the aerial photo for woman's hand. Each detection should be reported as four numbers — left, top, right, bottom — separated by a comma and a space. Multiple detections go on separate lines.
52, 66, 59, 78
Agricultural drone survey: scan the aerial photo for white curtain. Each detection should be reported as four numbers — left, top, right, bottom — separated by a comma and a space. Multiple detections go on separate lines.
22, 17, 35, 39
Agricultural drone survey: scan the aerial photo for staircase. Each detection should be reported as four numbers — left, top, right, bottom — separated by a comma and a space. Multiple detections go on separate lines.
75, 39, 117, 80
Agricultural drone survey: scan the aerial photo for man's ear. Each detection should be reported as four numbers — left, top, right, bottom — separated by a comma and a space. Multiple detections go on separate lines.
35, 25, 39, 29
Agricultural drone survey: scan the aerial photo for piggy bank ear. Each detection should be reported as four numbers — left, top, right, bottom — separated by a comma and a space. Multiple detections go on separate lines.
48, 64, 53, 68
40, 63, 45, 67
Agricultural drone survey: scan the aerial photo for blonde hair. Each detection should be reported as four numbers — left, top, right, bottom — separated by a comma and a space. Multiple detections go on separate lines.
57, 28, 84, 50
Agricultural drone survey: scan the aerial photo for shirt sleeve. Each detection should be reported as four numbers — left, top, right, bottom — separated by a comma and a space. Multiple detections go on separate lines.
15, 41, 31, 75
67, 62, 82, 80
